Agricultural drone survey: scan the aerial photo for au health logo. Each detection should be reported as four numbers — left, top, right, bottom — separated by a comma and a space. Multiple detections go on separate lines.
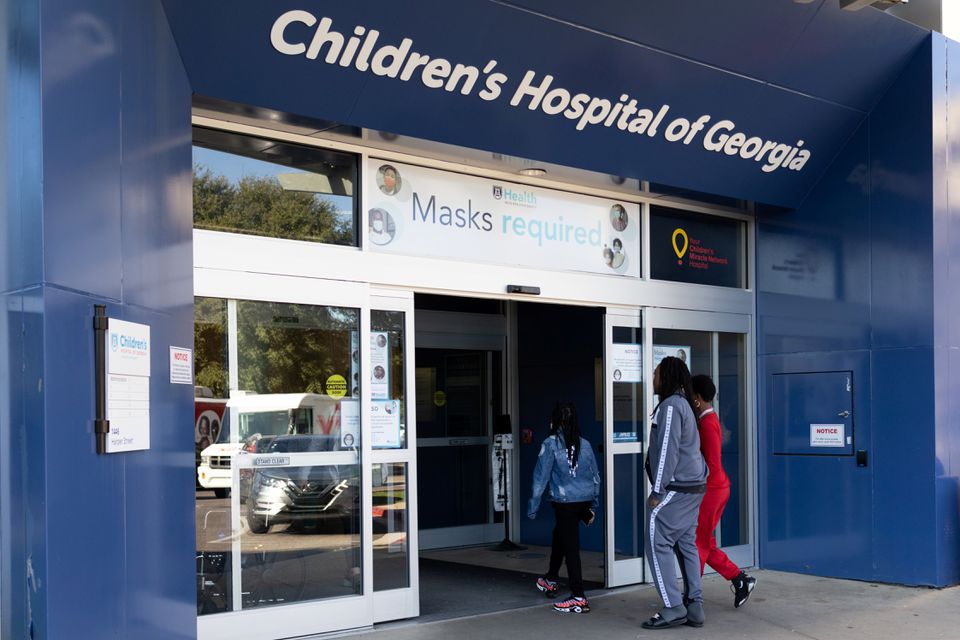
672, 228, 689, 265
111, 334, 119, 351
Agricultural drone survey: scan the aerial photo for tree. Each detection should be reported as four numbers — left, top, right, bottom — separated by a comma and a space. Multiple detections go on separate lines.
193, 164, 354, 244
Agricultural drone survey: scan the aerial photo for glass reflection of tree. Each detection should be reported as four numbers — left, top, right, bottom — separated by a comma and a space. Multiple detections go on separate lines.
193, 164, 352, 244
195, 297, 228, 398
238, 301, 356, 395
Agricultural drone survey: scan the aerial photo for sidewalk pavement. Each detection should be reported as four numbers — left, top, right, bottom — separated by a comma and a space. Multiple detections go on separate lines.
343, 570, 960, 639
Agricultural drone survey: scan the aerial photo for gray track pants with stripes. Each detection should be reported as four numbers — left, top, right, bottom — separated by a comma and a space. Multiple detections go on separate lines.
644, 490, 705, 609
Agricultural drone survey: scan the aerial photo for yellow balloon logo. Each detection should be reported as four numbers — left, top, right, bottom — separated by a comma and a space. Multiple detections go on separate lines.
672, 228, 689, 264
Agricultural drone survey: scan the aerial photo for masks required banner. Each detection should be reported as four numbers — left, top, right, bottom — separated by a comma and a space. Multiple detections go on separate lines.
366, 160, 640, 277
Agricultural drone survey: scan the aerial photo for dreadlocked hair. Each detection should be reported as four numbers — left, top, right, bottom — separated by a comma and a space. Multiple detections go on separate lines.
550, 402, 582, 477
652, 356, 696, 416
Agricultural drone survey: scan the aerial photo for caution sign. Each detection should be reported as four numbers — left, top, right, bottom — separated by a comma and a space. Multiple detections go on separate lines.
326, 374, 348, 399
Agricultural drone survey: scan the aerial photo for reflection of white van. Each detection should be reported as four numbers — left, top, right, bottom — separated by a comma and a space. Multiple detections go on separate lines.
197, 392, 351, 497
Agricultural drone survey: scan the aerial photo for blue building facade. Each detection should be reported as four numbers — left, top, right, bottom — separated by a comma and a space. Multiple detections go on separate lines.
2, 1, 960, 639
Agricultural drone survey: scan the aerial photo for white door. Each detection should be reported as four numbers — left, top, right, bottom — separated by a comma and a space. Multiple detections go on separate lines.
603, 308, 647, 587
195, 273, 376, 639
370, 290, 420, 623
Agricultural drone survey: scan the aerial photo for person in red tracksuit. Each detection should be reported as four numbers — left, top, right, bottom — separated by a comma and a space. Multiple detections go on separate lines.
691, 375, 757, 608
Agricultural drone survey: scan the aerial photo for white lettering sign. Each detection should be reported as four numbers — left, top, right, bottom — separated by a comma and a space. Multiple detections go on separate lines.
272, 13, 813, 174
367, 159, 640, 276
810, 423, 845, 448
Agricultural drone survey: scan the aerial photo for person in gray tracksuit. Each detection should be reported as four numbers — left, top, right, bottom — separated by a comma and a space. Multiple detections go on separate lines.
642, 356, 708, 630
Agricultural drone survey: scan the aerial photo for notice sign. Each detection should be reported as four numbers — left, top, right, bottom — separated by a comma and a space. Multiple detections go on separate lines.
169, 346, 193, 385
810, 424, 845, 448
106, 319, 151, 453
341, 400, 360, 448
366, 159, 640, 277
611, 343, 642, 383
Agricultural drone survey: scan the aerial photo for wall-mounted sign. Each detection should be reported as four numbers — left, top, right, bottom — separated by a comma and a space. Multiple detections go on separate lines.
106, 319, 151, 453
366, 159, 640, 277
650, 206, 743, 288
653, 344, 692, 370
810, 423, 845, 448
611, 343, 642, 382
169, 346, 193, 385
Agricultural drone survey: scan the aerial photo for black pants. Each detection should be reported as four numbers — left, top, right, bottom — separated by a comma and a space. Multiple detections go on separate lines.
546, 501, 590, 597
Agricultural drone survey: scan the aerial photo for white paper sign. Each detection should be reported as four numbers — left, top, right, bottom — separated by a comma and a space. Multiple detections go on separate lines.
371, 400, 401, 448
105, 319, 151, 453
169, 346, 193, 384
810, 423, 845, 447
653, 344, 692, 370
367, 159, 641, 277
611, 343, 642, 383
371, 331, 390, 399
340, 400, 361, 448
350, 331, 360, 398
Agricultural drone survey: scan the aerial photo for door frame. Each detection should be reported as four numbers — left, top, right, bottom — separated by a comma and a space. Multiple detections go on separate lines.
603, 307, 646, 587
194, 270, 377, 639
645, 307, 756, 572
370, 289, 420, 624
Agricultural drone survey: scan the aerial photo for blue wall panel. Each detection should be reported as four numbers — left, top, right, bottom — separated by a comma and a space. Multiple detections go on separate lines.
0, 0, 196, 637
40, 0, 124, 301
870, 347, 936, 585
758, 37, 946, 585
932, 35, 960, 587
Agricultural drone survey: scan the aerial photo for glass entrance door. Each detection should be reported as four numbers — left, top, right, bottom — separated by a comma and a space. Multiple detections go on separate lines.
603, 309, 646, 587
194, 277, 377, 639
646, 308, 754, 573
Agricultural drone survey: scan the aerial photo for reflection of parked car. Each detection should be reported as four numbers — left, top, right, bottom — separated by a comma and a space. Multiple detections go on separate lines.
246, 435, 358, 534
197, 392, 343, 498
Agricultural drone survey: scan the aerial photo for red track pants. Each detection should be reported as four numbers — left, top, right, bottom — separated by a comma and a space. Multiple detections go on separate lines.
696, 484, 741, 581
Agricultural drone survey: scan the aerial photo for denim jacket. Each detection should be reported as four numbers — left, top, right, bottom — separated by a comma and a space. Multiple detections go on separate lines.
527, 433, 601, 518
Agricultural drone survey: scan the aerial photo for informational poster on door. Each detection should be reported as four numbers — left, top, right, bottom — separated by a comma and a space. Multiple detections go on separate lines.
366, 159, 641, 277
340, 400, 360, 448
370, 331, 390, 399
611, 343, 642, 383
350, 331, 360, 398
653, 344, 692, 370
105, 319, 151, 453
371, 400, 402, 448
810, 423, 845, 448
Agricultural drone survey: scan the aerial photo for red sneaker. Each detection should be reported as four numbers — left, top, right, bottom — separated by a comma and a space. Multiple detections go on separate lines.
553, 596, 590, 613
536, 577, 559, 598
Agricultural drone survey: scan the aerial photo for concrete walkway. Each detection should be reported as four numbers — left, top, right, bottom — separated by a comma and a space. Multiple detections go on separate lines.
344, 570, 960, 639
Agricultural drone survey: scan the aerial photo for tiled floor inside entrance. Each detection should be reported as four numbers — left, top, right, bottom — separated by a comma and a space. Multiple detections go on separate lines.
417, 544, 605, 622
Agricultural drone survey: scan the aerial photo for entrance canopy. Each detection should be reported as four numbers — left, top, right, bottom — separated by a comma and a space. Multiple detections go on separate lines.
162, 0, 927, 208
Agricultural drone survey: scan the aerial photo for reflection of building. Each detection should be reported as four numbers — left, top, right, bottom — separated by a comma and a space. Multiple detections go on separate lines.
8, 2, 960, 639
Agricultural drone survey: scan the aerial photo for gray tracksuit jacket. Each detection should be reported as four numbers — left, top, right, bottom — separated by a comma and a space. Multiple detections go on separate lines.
645, 393, 707, 497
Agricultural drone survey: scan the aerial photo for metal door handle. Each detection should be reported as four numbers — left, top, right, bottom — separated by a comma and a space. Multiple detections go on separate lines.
838, 411, 850, 418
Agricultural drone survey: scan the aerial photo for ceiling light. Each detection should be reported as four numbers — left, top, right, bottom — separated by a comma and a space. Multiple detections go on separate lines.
518, 168, 547, 177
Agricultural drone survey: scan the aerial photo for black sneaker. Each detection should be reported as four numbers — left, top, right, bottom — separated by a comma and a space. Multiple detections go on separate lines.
731, 573, 756, 608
